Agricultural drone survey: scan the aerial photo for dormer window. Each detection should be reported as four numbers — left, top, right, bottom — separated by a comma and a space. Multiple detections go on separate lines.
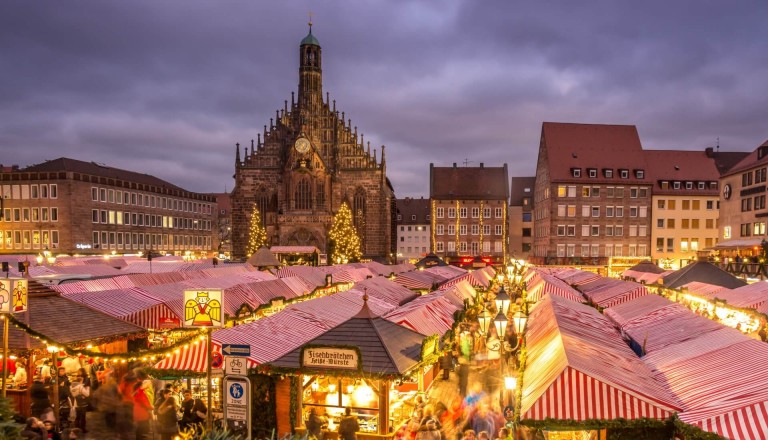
698, 182, 705, 189
673, 182, 681, 189
660, 181, 669, 189
603, 169, 613, 178
685, 182, 693, 189
397, 214, 402, 221
709, 182, 718, 189
426, 215, 431, 220
588, 168, 597, 178
619, 169, 629, 179
634, 169, 645, 179
411, 215, 416, 221
572, 168, 581, 178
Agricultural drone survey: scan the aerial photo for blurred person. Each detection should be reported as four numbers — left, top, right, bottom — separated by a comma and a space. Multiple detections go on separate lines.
132, 376, 153, 440
70, 373, 90, 433
155, 389, 180, 440
116, 371, 138, 439
30, 379, 53, 421
20, 417, 47, 439
461, 429, 477, 440
43, 419, 62, 440
471, 404, 495, 437
337, 406, 360, 440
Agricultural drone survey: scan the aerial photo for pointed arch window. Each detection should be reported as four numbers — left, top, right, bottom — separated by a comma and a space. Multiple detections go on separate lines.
353, 188, 366, 229
295, 179, 312, 210
316, 181, 325, 209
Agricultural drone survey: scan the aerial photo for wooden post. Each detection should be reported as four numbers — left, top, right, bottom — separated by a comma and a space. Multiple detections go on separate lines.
206, 328, 212, 431
295, 376, 303, 431
52, 350, 59, 430
378, 380, 390, 434
2, 316, 8, 398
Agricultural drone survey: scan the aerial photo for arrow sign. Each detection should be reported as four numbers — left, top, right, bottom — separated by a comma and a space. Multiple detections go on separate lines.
222, 344, 251, 357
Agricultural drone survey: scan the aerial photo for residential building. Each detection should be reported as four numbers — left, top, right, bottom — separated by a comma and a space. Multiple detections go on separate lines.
395, 197, 431, 262
509, 177, 535, 260
532, 122, 652, 265
230, 26, 394, 261
646, 150, 721, 269
718, 140, 768, 259
0, 158, 216, 256
430, 163, 509, 267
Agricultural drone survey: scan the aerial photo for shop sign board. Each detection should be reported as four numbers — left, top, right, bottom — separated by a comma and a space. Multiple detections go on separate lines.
302, 346, 359, 370
0, 278, 27, 314
157, 317, 180, 328
183, 289, 224, 328
223, 375, 251, 439
225, 356, 246, 375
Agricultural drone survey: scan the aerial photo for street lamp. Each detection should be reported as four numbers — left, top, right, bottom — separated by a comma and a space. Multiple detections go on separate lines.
477, 309, 492, 335
495, 286, 511, 316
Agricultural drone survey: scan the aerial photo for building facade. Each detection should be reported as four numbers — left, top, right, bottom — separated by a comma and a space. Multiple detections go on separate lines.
395, 197, 431, 262
509, 177, 535, 260
719, 140, 768, 258
230, 26, 394, 261
0, 158, 215, 256
646, 150, 722, 269
532, 123, 652, 265
212, 192, 231, 258
430, 163, 509, 266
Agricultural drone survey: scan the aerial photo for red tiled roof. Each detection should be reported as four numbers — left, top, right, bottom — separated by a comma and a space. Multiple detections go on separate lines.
396, 197, 430, 224
643, 150, 720, 194
541, 122, 649, 183
721, 140, 768, 177
430, 164, 508, 200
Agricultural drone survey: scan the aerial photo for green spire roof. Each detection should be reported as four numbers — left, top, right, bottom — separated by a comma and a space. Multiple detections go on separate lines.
301, 27, 320, 46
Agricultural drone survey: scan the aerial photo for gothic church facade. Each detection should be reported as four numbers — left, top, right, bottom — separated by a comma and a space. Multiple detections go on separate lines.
231, 26, 395, 261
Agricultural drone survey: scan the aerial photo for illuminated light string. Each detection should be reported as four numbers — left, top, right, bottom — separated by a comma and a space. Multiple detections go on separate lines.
7, 314, 207, 363
329, 202, 362, 264
246, 205, 268, 257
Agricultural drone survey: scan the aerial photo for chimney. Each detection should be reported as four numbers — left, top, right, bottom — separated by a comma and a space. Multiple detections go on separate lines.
480, 163, 484, 168
705, 147, 714, 157
453, 163, 457, 168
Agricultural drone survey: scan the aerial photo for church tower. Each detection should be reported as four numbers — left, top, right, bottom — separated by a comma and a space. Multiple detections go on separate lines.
229, 24, 395, 262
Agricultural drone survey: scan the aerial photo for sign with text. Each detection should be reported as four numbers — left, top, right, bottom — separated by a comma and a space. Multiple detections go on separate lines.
183, 289, 223, 328
223, 375, 251, 439
302, 346, 359, 370
0, 278, 27, 314
222, 344, 251, 357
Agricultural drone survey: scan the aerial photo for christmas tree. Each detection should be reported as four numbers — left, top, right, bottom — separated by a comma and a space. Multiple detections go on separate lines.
246, 205, 268, 257
0, 397, 20, 438
328, 202, 362, 264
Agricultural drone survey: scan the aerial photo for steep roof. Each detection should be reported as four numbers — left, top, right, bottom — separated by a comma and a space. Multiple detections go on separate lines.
396, 197, 430, 225
541, 122, 649, 184
643, 150, 720, 195
661, 261, 747, 290
430, 164, 508, 200
510, 176, 536, 206
21, 157, 187, 192
721, 140, 768, 177
247, 247, 282, 269
268, 299, 425, 375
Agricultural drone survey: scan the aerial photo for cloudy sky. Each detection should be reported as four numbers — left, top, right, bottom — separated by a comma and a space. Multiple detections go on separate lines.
2, 1, 767, 197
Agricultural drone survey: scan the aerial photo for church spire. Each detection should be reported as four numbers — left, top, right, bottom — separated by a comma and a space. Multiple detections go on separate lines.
298, 19, 322, 121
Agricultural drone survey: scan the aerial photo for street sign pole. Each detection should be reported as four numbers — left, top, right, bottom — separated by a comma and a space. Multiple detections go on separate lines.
223, 374, 251, 439
206, 328, 213, 431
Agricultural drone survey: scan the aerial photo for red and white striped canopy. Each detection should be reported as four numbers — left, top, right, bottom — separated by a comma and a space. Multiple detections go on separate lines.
521, 295, 682, 421
712, 281, 768, 309
153, 339, 257, 372
578, 278, 649, 308
680, 281, 730, 299
551, 268, 601, 286
526, 274, 585, 303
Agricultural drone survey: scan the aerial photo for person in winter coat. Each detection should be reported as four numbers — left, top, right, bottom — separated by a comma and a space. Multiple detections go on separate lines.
30, 379, 53, 421
70, 374, 90, 433
155, 390, 180, 440
305, 407, 328, 440
20, 417, 48, 440
337, 407, 360, 440
180, 389, 207, 433
132, 380, 154, 440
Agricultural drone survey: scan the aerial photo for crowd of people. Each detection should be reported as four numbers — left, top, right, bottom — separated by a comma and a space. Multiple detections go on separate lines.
23, 359, 208, 440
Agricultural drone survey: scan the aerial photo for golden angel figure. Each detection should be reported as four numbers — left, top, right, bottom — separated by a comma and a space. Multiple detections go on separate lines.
185, 291, 221, 326
13, 282, 27, 312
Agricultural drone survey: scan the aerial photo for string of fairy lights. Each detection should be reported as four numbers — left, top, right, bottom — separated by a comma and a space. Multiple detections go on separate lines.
329, 202, 362, 263
5, 313, 208, 364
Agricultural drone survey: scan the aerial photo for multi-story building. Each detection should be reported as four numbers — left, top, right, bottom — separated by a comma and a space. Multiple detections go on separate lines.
532, 122, 652, 265
230, 25, 394, 261
509, 177, 535, 260
395, 197, 431, 262
0, 158, 216, 256
719, 140, 768, 259
646, 149, 725, 269
212, 192, 232, 258
430, 163, 509, 267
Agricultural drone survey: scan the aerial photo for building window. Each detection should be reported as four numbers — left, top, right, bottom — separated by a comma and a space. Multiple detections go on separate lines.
411, 215, 416, 221
495, 225, 502, 235
658, 200, 665, 209
483, 208, 491, 218
448, 208, 455, 218
591, 206, 600, 217
436, 242, 444, 252
635, 169, 645, 179
436, 224, 444, 235
582, 205, 590, 217
557, 244, 565, 257
666, 238, 674, 252
495, 207, 503, 218
484, 224, 491, 235
471, 207, 479, 218
581, 225, 590, 237
603, 169, 613, 178
557, 186, 567, 197
448, 225, 455, 235
294, 179, 312, 209
656, 237, 664, 252
567, 205, 576, 217
619, 169, 629, 179
724, 226, 731, 239
471, 225, 479, 235
582, 187, 591, 197
588, 168, 597, 178
436, 207, 444, 218
92, 210, 99, 223
567, 244, 576, 257
615, 207, 623, 217
630, 207, 638, 217
591, 187, 600, 197
657, 219, 664, 228
673, 182, 681, 189
572, 168, 581, 178
557, 225, 566, 236
591, 225, 599, 236
567, 225, 575, 236
459, 208, 467, 218
630, 188, 638, 198
615, 225, 623, 236
460, 225, 467, 235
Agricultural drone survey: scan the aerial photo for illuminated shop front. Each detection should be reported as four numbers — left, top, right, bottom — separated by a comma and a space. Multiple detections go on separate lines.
266, 297, 438, 436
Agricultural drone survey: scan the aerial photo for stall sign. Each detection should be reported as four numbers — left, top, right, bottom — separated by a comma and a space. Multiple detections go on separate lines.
302, 346, 359, 370
223, 375, 251, 439
157, 317, 180, 328
183, 289, 224, 328
0, 278, 27, 314
312, 282, 353, 297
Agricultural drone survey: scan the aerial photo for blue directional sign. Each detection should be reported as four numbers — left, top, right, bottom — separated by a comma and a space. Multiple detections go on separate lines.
222, 344, 251, 357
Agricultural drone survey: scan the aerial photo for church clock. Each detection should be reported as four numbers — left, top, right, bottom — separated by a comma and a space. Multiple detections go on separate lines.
294, 137, 311, 154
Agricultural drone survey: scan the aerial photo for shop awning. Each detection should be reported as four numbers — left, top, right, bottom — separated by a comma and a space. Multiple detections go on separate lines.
67, 287, 181, 329
712, 238, 765, 249
712, 281, 768, 309
680, 281, 730, 299
521, 295, 682, 421
383, 290, 462, 336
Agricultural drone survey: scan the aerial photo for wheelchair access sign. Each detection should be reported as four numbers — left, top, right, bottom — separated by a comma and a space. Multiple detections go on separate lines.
224, 375, 251, 439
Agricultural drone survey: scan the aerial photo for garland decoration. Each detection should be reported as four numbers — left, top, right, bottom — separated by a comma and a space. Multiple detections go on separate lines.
7, 314, 205, 362
289, 376, 299, 434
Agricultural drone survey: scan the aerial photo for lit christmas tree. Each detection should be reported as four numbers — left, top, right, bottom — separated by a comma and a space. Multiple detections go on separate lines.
328, 202, 362, 264
246, 205, 268, 257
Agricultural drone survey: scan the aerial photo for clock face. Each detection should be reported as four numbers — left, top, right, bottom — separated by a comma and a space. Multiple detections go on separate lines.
294, 138, 311, 154
723, 184, 732, 200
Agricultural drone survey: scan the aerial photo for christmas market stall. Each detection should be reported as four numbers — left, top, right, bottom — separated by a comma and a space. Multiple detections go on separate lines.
575, 277, 650, 308
548, 267, 601, 286
266, 296, 437, 437
526, 273, 585, 304
5, 280, 147, 417
605, 294, 768, 439
518, 295, 682, 439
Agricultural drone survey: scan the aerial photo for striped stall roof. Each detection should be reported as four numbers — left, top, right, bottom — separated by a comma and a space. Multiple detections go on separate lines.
426, 265, 467, 279
153, 339, 257, 372
527, 274, 585, 303
394, 270, 444, 290
439, 272, 481, 290
275, 266, 328, 287
354, 277, 418, 306
551, 268, 601, 286
436, 280, 478, 306
604, 295, 683, 328
681, 281, 730, 299
67, 287, 181, 329
713, 281, 768, 309
577, 278, 649, 308
521, 295, 682, 421
383, 290, 461, 336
